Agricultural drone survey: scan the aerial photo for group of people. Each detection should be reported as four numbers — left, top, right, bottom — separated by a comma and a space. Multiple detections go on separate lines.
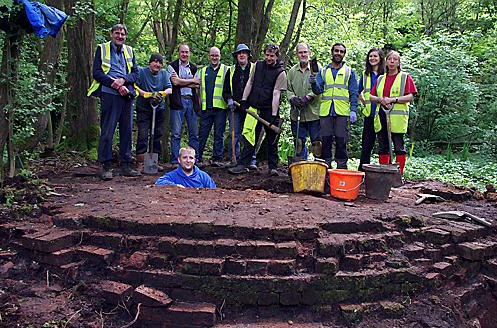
88, 23, 417, 188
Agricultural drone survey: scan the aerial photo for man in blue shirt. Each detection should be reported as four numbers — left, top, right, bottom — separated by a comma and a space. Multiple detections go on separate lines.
155, 146, 216, 188
310, 43, 358, 169
88, 24, 140, 180
135, 53, 172, 171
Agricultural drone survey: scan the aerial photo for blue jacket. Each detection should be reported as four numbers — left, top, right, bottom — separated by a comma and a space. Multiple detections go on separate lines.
155, 166, 216, 188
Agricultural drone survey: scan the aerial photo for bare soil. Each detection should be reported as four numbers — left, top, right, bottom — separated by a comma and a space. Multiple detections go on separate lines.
1, 156, 496, 327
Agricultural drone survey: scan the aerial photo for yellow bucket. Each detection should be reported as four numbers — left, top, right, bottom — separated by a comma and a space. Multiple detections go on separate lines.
289, 161, 329, 193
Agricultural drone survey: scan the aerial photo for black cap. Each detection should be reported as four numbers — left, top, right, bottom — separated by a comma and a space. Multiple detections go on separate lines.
149, 53, 164, 64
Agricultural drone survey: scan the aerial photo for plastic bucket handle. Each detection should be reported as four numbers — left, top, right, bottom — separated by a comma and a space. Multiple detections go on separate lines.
334, 176, 365, 192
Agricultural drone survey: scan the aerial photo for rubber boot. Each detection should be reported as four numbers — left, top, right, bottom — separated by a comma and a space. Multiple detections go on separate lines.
336, 159, 348, 170
396, 154, 406, 175
379, 154, 390, 165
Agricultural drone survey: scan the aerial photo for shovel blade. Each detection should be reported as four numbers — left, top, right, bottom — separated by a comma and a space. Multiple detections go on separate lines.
144, 153, 159, 174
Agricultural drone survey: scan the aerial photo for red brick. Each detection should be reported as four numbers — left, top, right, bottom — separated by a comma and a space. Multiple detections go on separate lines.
33, 248, 75, 266
214, 239, 237, 257
257, 292, 279, 305
200, 258, 223, 276
236, 241, 256, 257
432, 261, 453, 275
99, 280, 133, 304
196, 240, 215, 257
20, 229, 77, 253
341, 254, 364, 271
484, 258, 497, 277
138, 305, 169, 324
89, 232, 123, 249
267, 260, 295, 276
157, 236, 178, 254
275, 241, 298, 258
134, 285, 172, 307
458, 242, 493, 261
424, 248, 441, 261
164, 302, 216, 327
77, 245, 114, 264
272, 227, 295, 241
181, 258, 201, 275
254, 241, 276, 258
224, 258, 246, 275
315, 258, 339, 275
246, 259, 269, 275
122, 251, 149, 269
424, 228, 451, 245
0, 250, 16, 260
174, 239, 198, 257
402, 243, 425, 259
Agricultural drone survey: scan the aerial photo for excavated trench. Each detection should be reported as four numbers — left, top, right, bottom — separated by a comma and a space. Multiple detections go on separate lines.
1, 161, 497, 327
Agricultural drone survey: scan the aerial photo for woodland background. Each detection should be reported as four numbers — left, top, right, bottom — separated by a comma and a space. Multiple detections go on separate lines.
1, 0, 496, 188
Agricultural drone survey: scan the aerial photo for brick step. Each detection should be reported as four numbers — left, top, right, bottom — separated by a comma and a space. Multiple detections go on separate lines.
18, 228, 79, 253
484, 258, 497, 277
319, 219, 387, 234
317, 232, 403, 257
12, 242, 115, 268
404, 221, 492, 244
181, 257, 297, 276
95, 280, 215, 328
109, 267, 430, 306
158, 237, 300, 260
53, 214, 318, 242
339, 300, 406, 323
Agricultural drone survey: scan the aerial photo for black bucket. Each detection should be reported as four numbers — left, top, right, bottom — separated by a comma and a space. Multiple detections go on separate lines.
362, 164, 399, 201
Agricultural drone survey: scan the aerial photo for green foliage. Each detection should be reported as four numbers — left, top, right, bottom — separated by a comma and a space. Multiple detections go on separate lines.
404, 155, 497, 191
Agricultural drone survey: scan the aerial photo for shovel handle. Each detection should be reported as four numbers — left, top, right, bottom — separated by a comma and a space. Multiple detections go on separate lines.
233, 101, 281, 134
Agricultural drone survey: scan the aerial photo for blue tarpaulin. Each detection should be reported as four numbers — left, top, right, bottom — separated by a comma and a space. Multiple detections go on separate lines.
0, 0, 66, 38
16, 0, 67, 38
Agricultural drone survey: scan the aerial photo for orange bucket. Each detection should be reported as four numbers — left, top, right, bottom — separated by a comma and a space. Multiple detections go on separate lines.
328, 169, 365, 201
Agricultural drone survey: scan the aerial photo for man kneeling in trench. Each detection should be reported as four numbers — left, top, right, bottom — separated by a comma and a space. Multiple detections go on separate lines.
155, 147, 216, 188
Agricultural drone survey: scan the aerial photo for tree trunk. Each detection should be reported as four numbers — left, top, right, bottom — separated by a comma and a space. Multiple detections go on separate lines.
119, 0, 130, 24
27, 0, 65, 150
64, 0, 98, 151
236, 0, 275, 60
279, 0, 303, 63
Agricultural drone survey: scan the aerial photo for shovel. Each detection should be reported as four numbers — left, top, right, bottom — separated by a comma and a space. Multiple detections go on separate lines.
383, 106, 403, 187
144, 99, 160, 175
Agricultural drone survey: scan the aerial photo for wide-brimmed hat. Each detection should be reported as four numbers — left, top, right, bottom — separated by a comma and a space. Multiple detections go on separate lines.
232, 43, 252, 58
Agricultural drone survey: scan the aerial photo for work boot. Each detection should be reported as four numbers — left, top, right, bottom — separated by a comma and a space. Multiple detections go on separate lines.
269, 168, 279, 176
136, 154, 145, 173
248, 163, 258, 170
120, 162, 141, 177
379, 154, 390, 165
100, 162, 113, 181
228, 164, 249, 175
336, 159, 348, 170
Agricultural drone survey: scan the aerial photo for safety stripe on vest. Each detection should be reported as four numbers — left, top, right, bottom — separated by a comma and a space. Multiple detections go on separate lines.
322, 66, 350, 90
325, 83, 347, 89
322, 95, 350, 101
101, 44, 110, 66
390, 110, 408, 115
399, 72, 407, 97
364, 100, 371, 104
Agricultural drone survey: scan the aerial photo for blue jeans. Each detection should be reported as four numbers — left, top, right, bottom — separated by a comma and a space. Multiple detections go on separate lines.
227, 110, 245, 161
98, 92, 133, 164
170, 98, 199, 163
291, 119, 320, 159
198, 109, 227, 161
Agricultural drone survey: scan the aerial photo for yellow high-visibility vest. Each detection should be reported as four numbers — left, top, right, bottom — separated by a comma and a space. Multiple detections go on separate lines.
374, 72, 409, 133
362, 72, 372, 117
199, 64, 228, 110
87, 41, 134, 97
319, 64, 351, 116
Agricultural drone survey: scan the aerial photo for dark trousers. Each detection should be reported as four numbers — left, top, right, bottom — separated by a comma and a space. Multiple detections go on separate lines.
198, 108, 227, 161
320, 115, 349, 168
358, 116, 376, 170
240, 110, 279, 170
377, 109, 406, 155
98, 92, 133, 164
136, 106, 166, 156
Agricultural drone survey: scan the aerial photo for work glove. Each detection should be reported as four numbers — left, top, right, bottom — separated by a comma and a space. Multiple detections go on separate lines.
308, 74, 317, 84
151, 92, 162, 106
269, 115, 279, 126
299, 95, 310, 105
349, 111, 357, 124
227, 98, 235, 111
289, 96, 301, 107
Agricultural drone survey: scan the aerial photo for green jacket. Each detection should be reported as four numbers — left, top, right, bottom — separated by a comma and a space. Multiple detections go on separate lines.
286, 63, 321, 122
